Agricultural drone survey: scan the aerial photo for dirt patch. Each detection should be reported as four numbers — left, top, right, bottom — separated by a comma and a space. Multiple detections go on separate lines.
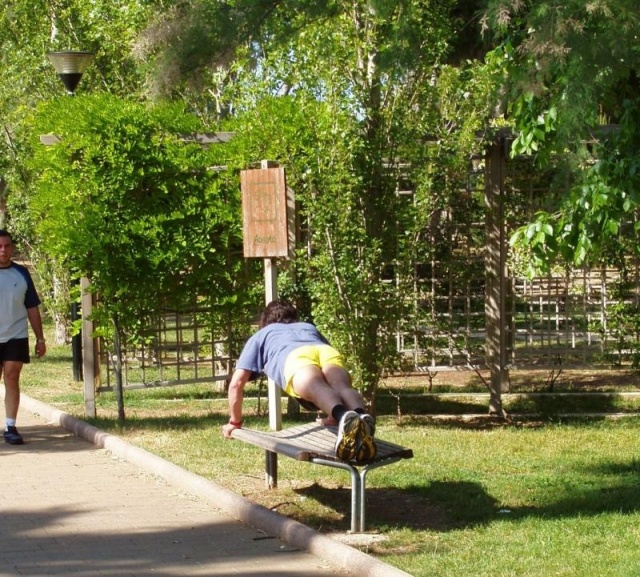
234, 475, 450, 533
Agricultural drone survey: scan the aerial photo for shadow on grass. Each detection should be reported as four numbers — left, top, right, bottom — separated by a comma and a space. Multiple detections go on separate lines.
117, 387, 230, 401
505, 393, 640, 416
295, 480, 497, 532
511, 369, 640, 392
294, 457, 640, 534
377, 394, 640, 419
406, 414, 640, 432
33, 353, 76, 365
86, 413, 227, 432
523, 457, 640, 520
376, 396, 491, 416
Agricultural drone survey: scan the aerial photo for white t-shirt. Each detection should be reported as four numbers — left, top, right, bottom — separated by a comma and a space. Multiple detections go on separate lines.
0, 262, 41, 342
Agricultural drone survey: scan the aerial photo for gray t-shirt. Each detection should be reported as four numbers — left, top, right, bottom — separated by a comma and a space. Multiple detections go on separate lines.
0, 262, 41, 342
236, 322, 329, 388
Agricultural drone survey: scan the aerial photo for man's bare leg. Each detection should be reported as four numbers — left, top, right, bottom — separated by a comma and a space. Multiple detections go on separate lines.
2, 361, 23, 421
322, 364, 368, 410
291, 365, 344, 416
321, 364, 376, 461
292, 364, 376, 461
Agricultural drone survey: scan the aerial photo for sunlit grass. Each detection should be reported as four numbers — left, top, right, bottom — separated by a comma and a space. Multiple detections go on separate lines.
19, 335, 640, 577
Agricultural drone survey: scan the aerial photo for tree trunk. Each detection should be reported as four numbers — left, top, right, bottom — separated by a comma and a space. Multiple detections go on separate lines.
112, 317, 126, 422
51, 272, 69, 345
0, 178, 7, 229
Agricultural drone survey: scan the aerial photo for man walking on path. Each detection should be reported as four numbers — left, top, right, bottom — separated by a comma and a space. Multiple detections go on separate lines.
0, 230, 46, 444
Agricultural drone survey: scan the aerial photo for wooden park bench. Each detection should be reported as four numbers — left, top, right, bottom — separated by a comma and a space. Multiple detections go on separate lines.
231, 421, 413, 532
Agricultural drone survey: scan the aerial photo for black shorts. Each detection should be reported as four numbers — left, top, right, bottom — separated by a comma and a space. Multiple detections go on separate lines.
0, 338, 30, 364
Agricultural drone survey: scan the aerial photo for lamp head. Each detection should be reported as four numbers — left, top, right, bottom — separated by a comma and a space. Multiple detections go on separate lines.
47, 51, 94, 95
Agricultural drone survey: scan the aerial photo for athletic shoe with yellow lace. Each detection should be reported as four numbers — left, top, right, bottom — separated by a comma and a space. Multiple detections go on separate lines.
335, 410, 360, 461
355, 414, 377, 462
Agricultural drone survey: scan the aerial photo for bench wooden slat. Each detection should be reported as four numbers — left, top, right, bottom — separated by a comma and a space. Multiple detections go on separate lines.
232, 428, 312, 460
231, 422, 413, 465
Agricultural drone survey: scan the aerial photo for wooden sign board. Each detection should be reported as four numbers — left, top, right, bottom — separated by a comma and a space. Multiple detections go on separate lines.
241, 167, 293, 258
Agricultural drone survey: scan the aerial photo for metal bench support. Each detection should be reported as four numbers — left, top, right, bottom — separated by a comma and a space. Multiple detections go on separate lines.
232, 423, 412, 532
312, 456, 405, 532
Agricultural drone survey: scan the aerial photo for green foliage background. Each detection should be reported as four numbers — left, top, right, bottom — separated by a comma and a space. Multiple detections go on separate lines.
18, 94, 258, 348
2, 0, 640, 408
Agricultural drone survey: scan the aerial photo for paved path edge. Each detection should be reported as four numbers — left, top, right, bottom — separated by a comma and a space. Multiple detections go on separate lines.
20, 394, 413, 577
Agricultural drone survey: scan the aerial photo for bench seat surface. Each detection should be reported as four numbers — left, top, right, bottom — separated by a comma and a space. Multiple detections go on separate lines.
232, 422, 413, 465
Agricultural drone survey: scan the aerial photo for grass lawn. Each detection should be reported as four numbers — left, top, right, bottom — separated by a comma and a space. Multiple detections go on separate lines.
19, 338, 640, 577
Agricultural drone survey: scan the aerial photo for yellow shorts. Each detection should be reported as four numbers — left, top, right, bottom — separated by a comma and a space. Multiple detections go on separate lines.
282, 345, 346, 397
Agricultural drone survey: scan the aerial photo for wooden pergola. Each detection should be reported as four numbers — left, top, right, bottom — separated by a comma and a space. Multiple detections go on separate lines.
484, 130, 512, 415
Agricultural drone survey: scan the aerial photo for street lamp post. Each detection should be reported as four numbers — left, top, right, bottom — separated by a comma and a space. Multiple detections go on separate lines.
45, 50, 95, 403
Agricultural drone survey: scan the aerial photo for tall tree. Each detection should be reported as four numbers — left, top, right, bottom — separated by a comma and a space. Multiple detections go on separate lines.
0, 0, 159, 342
139, 0, 495, 405
22, 93, 251, 419
484, 0, 640, 270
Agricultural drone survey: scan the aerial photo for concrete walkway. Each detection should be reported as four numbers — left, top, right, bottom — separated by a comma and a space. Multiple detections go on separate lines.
0, 395, 412, 577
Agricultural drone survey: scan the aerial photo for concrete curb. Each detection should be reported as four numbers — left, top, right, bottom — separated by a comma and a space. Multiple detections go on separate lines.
20, 394, 413, 577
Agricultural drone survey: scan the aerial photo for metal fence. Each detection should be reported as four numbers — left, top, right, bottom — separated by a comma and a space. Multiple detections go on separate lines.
395, 147, 640, 374
99, 308, 236, 392
398, 264, 640, 372
100, 146, 640, 389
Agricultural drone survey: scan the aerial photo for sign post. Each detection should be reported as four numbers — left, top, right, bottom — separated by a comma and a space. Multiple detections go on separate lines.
240, 162, 291, 260
240, 161, 294, 487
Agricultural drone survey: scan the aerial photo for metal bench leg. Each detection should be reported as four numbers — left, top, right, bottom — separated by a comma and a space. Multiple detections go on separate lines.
312, 459, 362, 532
349, 465, 362, 533
311, 457, 405, 532
359, 467, 367, 531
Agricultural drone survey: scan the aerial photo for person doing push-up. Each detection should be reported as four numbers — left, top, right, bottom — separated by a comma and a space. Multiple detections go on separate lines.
221, 300, 376, 462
